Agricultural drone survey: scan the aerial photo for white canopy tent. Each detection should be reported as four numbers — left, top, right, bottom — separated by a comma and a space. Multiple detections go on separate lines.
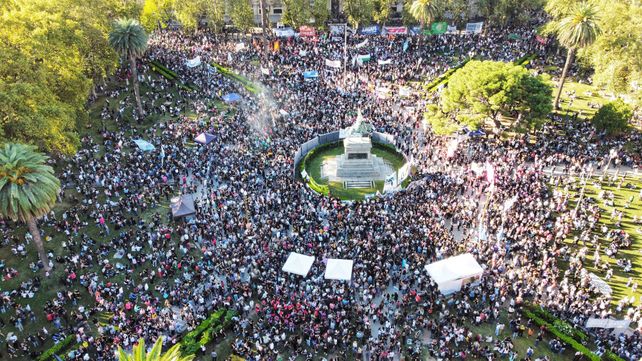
282, 253, 315, 277
324, 259, 353, 281
425, 253, 483, 295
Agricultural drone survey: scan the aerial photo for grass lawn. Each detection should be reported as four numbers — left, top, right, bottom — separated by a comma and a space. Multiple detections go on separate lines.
554, 81, 608, 120
0, 70, 238, 360
466, 316, 578, 360
304, 142, 406, 200
555, 173, 642, 306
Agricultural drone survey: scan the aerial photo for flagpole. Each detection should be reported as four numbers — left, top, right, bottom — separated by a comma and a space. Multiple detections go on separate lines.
343, 24, 347, 77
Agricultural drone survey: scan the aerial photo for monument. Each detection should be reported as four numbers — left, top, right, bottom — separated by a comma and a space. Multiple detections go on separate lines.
322, 110, 392, 188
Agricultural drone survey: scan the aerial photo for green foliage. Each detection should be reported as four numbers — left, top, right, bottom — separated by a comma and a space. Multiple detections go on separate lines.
526, 305, 589, 342
37, 335, 74, 361
591, 99, 633, 136
282, 0, 312, 28
211, 63, 260, 94
228, 0, 254, 32
118, 338, 194, 361
408, 0, 437, 27
0, 143, 61, 223
423, 58, 471, 92
311, 0, 329, 27
109, 18, 149, 60
342, 0, 375, 28
427, 60, 552, 132
0, 0, 123, 154
174, 0, 225, 33
180, 309, 226, 355
140, 0, 175, 31
555, 2, 601, 49
584, 1, 642, 102
0, 81, 80, 155
478, 0, 545, 26
523, 308, 601, 361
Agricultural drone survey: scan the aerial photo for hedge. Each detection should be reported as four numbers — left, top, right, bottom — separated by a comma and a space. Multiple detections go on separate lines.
526, 304, 589, 342
514, 53, 537, 66
37, 335, 75, 361
180, 309, 226, 355
604, 351, 626, 361
211, 63, 260, 94
149, 60, 178, 79
523, 309, 600, 361
179, 309, 236, 356
423, 58, 471, 93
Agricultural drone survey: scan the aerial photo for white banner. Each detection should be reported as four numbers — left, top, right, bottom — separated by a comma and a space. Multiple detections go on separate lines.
299, 50, 308, 57
355, 39, 368, 48
185, 56, 201, 68
377, 59, 392, 65
273, 28, 296, 37
261, 67, 270, 75
399, 86, 412, 97
586, 318, 631, 329
465, 22, 483, 34
325, 59, 342, 68
398, 163, 411, 182
235, 43, 245, 52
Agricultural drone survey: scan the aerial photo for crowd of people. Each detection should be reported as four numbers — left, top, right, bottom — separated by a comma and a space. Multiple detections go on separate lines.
1, 21, 642, 361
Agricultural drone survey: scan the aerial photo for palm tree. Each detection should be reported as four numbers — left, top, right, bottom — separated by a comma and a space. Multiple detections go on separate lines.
117, 338, 194, 361
108, 18, 149, 117
409, 0, 437, 31
0, 144, 60, 272
553, 2, 601, 110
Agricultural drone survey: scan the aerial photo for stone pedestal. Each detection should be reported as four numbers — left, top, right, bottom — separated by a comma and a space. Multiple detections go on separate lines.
331, 137, 389, 182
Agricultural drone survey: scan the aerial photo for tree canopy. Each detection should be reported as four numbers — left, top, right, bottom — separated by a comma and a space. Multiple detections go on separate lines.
0, 0, 128, 155
544, 0, 641, 105
425, 60, 553, 134
591, 99, 633, 136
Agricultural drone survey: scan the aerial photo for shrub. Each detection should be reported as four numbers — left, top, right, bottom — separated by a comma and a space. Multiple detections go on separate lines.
523, 309, 600, 361
38, 335, 75, 361
591, 99, 633, 136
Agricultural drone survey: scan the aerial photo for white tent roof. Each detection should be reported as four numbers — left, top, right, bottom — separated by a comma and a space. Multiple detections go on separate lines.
424, 253, 483, 284
282, 253, 315, 277
170, 194, 196, 218
324, 259, 353, 281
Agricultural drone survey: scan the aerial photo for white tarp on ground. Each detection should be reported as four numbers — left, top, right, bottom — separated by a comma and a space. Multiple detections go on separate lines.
282, 252, 315, 277
324, 259, 354, 281
586, 318, 631, 329
589, 273, 613, 295
425, 253, 483, 295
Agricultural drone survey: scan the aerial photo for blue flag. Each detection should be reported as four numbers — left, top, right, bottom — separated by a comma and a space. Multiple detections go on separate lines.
403, 38, 410, 52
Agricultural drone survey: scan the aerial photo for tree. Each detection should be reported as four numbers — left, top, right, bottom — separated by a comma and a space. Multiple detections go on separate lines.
140, 0, 175, 31
409, 0, 437, 29
425, 60, 553, 133
0, 0, 124, 155
342, 0, 375, 28
282, 0, 311, 28
550, 2, 601, 110
228, 0, 255, 32
0, 144, 60, 272
478, 0, 544, 26
591, 99, 633, 136
584, 1, 641, 105
108, 18, 149, 118
0, 81, 79, 155
311, 0, 329, 28
372, 0, 393, 24
117, 338, 194, 361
